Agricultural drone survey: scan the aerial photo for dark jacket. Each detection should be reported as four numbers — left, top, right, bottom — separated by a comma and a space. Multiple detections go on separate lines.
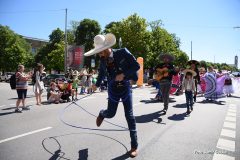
155, 63, 177, 81
96, 48, 140, 87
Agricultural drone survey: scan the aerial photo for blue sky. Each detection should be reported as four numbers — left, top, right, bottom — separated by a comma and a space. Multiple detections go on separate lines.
0, 0, 240, 65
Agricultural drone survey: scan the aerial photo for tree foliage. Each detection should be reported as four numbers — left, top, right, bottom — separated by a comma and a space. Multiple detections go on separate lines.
35, 28, 65, 72
0, 25, 33, 72
104, 14, 150, 61
75, 19, 101, 67
104, 14, 188, 68
75, 19, 101, 51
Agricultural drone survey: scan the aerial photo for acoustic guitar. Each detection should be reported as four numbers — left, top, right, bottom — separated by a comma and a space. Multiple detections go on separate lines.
155, 67, 169, 81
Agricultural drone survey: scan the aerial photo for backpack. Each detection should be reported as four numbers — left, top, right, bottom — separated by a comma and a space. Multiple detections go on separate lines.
32, 72, 36, 84
10, 74, 16, 89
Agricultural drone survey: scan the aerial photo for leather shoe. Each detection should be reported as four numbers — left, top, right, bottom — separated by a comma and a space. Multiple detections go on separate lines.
96, 116, 104, 127
161, 109, 167, 115
128, 148, 138, 158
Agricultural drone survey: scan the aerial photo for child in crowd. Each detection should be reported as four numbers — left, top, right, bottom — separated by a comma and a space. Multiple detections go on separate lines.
87, 71, 93, 94
58, 80, 72, 102
72, 70, 80, 101
181, 69, 197, 114
224, 73, 234, 97
47, 82, 62, 104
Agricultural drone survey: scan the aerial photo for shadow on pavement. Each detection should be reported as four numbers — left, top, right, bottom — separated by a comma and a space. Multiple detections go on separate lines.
168, 112, 188, 121
135, 111, 166, 124
140, 98, 176, 104
2, 105, 32, 111
42, 133, 128, 160
49, 149, 64, 160
112, 152, 130, 160
172, 103, 186, 108
196, 100, 225, 105
0, 111, 15, 116
78, 148, 88, 160
140, 99, 162, 104
228, 95, 240, 99
2, 107, 16, 110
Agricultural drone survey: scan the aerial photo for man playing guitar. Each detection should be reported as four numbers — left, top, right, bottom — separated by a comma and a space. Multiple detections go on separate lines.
155, 54, 177, 114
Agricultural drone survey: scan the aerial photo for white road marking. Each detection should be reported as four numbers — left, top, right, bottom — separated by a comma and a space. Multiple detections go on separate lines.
213, 104, 237, 160
0, 127, 52, 144
225, 117, 236, 122
217, 138, 235, 152
212, 153, 235, 160
133, 103, 142, 106
220, 129, 236, 139
229, 107, 237, 111
0, 105, 6, 108
223, 122, 236, 130
227, 112, 236, 117
229, 104, 237, 107
10, 104, 15, 106
228, 109, 236, 113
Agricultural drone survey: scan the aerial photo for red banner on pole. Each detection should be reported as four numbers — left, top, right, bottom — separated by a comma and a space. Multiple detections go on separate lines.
67, 45, 84, 70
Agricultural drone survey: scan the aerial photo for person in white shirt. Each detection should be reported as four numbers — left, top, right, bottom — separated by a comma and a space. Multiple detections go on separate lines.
181, 69, 197, 114
33, 63, 45, 105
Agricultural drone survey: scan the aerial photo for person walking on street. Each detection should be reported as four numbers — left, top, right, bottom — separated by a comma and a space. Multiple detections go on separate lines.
33, 63, 45, 105
155, 54, 177, 115
15, 65, 32, 113
181, 69, 197, 114
84, 33, 140, 158
187, 60, 200, 102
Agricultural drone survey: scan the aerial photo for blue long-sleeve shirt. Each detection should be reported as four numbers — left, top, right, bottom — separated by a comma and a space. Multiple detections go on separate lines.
96, 48, 140, 87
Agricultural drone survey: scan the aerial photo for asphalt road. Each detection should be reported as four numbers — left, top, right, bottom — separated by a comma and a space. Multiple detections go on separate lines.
0, 82, 239, 160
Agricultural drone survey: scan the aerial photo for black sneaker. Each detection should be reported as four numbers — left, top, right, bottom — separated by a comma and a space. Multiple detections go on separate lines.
15, 108, 22, 113
22, 106, 30, 110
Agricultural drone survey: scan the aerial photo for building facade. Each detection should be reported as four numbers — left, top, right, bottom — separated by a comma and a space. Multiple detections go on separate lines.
22, 36, 48, 55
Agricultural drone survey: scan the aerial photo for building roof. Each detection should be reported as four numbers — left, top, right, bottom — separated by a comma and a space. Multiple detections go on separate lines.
21, 35, 49, 43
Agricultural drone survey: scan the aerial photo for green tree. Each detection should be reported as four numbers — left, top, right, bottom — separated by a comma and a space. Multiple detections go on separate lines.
104, 13, 150, 62
48, 41, 64, 72
0, 25, 33, 72
173, 50, 189, 67
67, 30, 75, 45
70, 20, 80, 35
104, 14, 188, 68
35, 28, 65, 72
75, 19, 101, 67
75, 19, 101, 51
199, 60, 207, 69
147, 20, 187, 67
49, 28, 64, 44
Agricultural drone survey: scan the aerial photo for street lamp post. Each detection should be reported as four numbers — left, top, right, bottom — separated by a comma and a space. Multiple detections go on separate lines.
191, 41, 192, 60
64, 8, 68, 73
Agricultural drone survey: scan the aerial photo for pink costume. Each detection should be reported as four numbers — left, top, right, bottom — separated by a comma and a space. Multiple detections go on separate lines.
200, 73, 206, 93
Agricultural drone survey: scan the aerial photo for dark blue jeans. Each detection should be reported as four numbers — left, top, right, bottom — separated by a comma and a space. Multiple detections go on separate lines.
99, 81, 138, 149
185, 91, 193, 110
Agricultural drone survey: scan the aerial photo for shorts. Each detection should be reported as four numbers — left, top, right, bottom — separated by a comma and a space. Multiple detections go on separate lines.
17, 89, 27, 99
73, 88, 78, 92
